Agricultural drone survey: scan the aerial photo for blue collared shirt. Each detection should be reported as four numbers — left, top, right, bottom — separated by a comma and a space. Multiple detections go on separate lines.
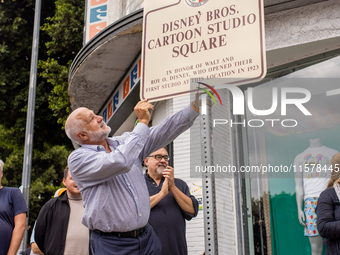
68, 104, 198, 232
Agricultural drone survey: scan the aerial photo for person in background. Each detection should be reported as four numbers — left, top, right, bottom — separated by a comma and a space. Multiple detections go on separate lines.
144, 147, 198, 255
30, 188, 67, 255
316, 152, 340, 255
0, 159, 27, 255
30, 221, 42, 255
34, 166, 91, 255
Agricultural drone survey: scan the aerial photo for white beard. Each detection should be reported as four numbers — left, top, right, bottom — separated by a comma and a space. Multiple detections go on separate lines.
88, 126, 111, 142
156, 163, 167, 175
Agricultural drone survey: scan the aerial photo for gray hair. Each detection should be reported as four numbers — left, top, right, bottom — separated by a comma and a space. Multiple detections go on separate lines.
65, 118, 86, 145
0, 160, 4, 171
65, 108, 87, 145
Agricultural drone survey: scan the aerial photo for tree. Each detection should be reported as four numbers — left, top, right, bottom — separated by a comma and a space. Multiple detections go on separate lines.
39, 0, 85, 126
0, 0, 84, 242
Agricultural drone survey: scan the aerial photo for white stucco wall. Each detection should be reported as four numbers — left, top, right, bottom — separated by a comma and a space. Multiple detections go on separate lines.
265, 0, 340, 51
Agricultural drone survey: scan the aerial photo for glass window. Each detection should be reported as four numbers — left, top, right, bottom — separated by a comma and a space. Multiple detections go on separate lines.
245, 55, 340, 255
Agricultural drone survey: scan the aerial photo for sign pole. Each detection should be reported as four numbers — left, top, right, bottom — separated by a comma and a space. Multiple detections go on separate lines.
200, 94, 218, 255
20, 0, 41, 252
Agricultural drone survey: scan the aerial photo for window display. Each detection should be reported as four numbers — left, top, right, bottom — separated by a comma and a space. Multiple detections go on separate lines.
245, 55, 340, 255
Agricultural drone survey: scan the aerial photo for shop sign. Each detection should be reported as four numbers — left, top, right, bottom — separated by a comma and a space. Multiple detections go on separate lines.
85, 0, 108, 43
141, 0, 266, 102
100, 56, 142, 123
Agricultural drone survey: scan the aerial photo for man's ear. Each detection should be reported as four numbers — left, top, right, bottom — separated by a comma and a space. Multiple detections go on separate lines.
76, 131, 88, 141
62, 178, 66, 187
143, 158, 149, 167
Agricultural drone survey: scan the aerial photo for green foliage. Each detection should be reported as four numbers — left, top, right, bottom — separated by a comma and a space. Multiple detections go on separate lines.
39, 0, 84, 126
41, 0, 84, 59
0, 0, 84, 243
28, 144, 72, 222
38, 58, 72, 126
0, 1, 33, 128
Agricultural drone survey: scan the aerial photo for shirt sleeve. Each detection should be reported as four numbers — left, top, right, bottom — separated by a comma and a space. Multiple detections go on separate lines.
316, 188, 340, 238
68, 123, 150, 188
30, 221, 37, 244
35, 201, 51, 253
12, 188, 28, 216
140, 104, 199, 161
179, 180, 199, 220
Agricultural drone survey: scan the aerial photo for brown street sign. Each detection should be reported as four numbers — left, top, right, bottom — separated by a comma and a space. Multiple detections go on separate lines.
141, 0, 266, 101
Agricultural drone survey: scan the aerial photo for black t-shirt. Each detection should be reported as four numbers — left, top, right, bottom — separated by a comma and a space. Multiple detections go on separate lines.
144, 174, 198, 255
0, 187, 28, 254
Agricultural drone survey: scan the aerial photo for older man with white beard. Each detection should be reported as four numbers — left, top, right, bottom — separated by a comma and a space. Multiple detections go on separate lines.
143, 147, 199, 255
64, 98, 199, 255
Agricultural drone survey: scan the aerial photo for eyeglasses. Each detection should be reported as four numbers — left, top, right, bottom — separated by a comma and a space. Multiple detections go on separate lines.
147, 154, 170, 161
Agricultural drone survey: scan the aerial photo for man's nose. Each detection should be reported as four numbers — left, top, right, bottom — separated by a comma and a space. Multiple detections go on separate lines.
97, 115, 103, 122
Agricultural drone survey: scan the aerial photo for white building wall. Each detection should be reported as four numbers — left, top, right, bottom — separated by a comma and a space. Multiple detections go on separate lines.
265, 0, 340, 51
107, 0, 144, 24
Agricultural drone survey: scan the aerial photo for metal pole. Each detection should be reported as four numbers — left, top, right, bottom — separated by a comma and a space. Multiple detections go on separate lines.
200, 94, 218, 255
20, 0, 41, 252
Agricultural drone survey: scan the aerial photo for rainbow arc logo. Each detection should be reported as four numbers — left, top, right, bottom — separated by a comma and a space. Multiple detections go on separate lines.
197, 82, 223, 107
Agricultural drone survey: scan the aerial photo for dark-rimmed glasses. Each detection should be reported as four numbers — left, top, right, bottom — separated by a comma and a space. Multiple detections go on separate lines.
147, 155, 170, 161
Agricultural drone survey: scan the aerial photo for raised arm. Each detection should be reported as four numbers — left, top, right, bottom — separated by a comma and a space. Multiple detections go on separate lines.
68, 122, 151, 189
140, 104, 199, 161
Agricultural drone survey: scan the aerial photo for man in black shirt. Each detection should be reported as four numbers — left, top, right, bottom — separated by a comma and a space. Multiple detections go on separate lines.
144, 148, 199, 255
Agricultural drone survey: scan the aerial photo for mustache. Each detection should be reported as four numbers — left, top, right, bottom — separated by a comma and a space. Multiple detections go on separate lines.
99, 121, 106, 128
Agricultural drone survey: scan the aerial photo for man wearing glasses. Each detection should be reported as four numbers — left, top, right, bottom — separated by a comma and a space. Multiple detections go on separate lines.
144, 147, 199, 255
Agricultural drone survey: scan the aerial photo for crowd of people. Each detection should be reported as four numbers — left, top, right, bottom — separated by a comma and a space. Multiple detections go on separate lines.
0, 97, 200, 255
3, 97, 340, 255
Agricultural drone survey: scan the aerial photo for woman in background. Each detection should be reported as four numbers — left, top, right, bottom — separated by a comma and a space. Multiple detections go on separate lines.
316, 152, 340, 255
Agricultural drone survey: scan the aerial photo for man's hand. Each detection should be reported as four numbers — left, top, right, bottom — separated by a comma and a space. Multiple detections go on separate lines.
163, 166, 175, 190
160, 178, 169, 197
164, 167, 196, 215
150, 178, 169, 208
134, 100, 154, 126
191, 92, 200, 113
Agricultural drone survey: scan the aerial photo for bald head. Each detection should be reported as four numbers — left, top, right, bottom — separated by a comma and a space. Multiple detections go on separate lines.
65, 107, 111, 145
65, 107, 90, 144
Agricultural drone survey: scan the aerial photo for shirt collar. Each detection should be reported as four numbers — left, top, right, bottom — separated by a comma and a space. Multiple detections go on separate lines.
80, 137, 120, 151
144, 169, 164, 183
145, 170, 153, 181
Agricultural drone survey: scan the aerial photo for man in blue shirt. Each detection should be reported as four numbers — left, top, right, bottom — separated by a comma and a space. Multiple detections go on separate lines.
0, 159, 27, 255
65, 98, 199, 255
